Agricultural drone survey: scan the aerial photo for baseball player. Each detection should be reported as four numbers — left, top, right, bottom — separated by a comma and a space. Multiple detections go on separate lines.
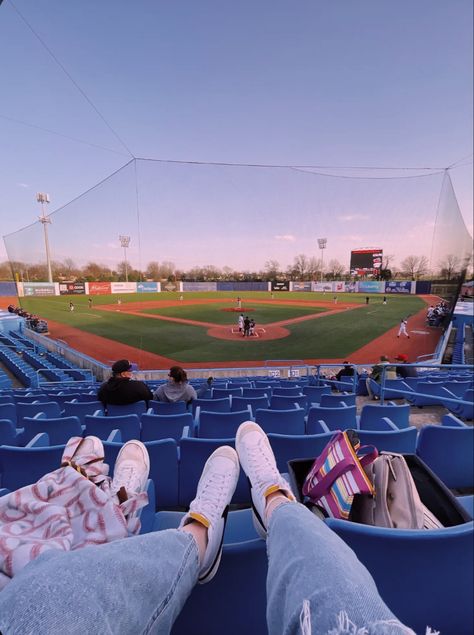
397, 318, 410, 338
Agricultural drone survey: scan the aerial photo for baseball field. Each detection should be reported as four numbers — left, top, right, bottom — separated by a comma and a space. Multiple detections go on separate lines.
14, 291, 442, 370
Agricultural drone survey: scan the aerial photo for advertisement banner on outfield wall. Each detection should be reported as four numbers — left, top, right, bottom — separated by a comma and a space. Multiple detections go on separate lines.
385, 281, 411, 294
111, 282, 137, 294
293, 282, 312, 292
0, 282, 18, 297
183, 282, 218, 292
89, 282, 111, 295
345, 282, 358, 293
333, 281, 346, 292
312, 282, 333, 292
216, 282, 267, 291
59, 282, 86, 295
271, 281, 290, 291
358, 281, 385, 294
23, 283, 57, 297
137, 282, 159, 293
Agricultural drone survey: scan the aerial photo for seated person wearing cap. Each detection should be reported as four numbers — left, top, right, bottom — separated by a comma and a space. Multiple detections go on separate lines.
335, 361, 357, 382
98, 359, 153, 409
395, 354, 418, 378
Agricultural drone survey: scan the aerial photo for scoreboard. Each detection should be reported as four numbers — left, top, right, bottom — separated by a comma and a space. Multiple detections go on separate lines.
350, 249, 383, 276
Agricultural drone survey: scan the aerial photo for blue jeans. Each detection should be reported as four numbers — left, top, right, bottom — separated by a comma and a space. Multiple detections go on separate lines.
0, 503, 413, 634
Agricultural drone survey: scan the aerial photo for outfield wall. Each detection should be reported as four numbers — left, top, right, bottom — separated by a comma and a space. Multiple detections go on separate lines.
13, 279, 427, 297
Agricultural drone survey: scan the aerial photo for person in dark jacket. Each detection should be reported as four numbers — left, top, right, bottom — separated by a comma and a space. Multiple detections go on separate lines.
335, 361, 356, 382
97, 359, 152, 409
394, 354, 418, 378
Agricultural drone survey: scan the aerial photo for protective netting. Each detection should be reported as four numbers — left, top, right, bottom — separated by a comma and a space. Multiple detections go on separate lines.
4, 161, 471, 276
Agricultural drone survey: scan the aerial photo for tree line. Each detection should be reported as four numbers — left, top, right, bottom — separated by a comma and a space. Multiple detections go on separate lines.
0, 253, 469, 283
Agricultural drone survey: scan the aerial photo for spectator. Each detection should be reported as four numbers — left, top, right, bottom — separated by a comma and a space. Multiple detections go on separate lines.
153, 366, 212, 405
366, 355, 397, 400
395, 354, 418, 378
98, 359, 152, 409
335, 361, 357, 382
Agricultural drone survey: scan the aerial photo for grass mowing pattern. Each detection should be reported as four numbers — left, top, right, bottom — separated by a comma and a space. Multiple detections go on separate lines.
19, 293, 425, 362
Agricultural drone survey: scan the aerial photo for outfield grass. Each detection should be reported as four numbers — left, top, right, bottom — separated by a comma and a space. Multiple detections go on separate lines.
141, 302, 327, 324
19, 292, 425, 362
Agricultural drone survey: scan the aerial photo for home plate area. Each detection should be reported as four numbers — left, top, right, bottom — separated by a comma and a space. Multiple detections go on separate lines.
231, 327, 266, 338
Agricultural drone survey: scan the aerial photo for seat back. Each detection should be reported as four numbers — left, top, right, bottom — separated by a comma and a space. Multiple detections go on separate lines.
357, 428, 417, 453
106, 401, 148, 416
416, 425, 474, 489
0, 444, 65, 490
326, 519, 474, 635
103, 438, 179, 508
0, 403, 16, 425
306, 405, 357, 434
197, 409, 251, 439
0, 419, 18, 446
84, 414, 141, 442
320, 392, 356, 408
62, 400, 104, 424
140, 412, 193, 442
444, 381, 472, 397
302, 385, 332, 401
22, 416, 82, 446
254, 408, 306, 435
269, 395, 307, 411
272, 386, 303, 396
241, 387, 271, 398
179, 438, 249, 506
212, 387, 243, 398
191, 398, 230, 416
268, 432, 335, 472
16, 401, 62, 425
147, 400, 187, 415
359, 403, 410, 430
231, 395, 270, 413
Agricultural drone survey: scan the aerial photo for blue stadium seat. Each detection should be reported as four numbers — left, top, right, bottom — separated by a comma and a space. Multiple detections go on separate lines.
445, 389, 474, 421
241, 387, 272, 398
356, 427, 418, 453
16, 401, 62, 427
272, 386, 303, 396
301, 385, 332, 402
319, 392, 356, 408
84, 414, 141, 442
359, 402, 410, 430
255, 407, 306, 435
140, 412, 193, 442
0, 440, 65, 491
326, 518, 474, 635
147, 400, 187, 415
212, 387, 243, 398
416, 424, 474, 489
0, 419, 19, 446
0, 403, 17, 425
231, 395, 270, 414
106, 401, 148, 416
195, 409, 252, 439
269, 394, 308, 411
268, 432, 335, 473
191, 397, 230, 416
306, 405, 357, 434
21, 414, 82, 446
62, 400, 104, 424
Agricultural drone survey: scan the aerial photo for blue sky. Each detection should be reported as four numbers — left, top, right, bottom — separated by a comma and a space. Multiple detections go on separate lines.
0, 0, 472, 271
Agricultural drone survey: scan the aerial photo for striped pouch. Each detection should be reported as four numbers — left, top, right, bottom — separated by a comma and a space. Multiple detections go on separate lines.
302, 430, 378, 519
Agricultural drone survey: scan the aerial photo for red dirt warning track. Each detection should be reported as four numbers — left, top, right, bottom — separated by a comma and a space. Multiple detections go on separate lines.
15, 295, 443, 370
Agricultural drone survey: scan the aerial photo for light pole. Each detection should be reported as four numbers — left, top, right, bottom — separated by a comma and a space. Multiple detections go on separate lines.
317, 238, 327, 283
37, 193, 53, 283
119, 235, 131, 282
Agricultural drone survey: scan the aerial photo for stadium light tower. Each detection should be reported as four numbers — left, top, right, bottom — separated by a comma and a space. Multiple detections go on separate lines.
37, 193, 53, 283
317, 238, 327, 282
119, 235, 131, 282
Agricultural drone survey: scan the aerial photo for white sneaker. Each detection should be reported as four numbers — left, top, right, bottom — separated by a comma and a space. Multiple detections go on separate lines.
112, 440, 150, 501
236, 421, 295, 538
180, 446, 239, 584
